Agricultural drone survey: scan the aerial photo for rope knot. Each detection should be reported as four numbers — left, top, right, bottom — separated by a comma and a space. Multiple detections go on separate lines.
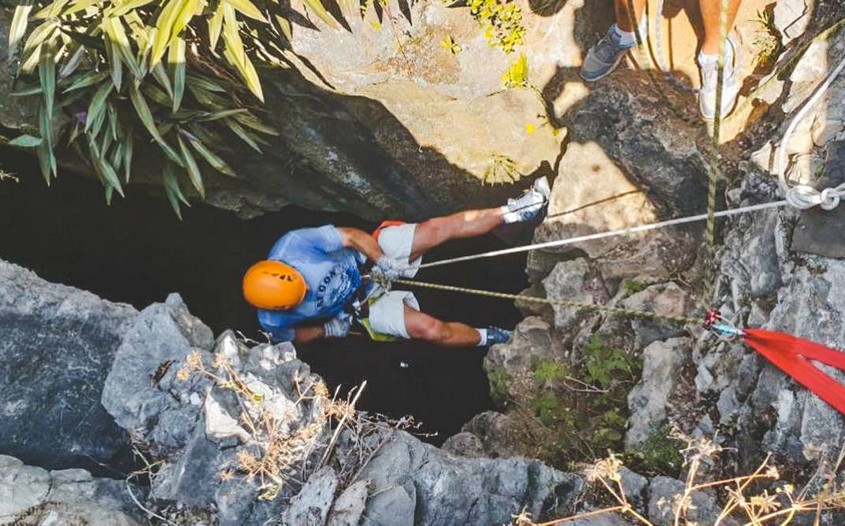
820, 187, 842, 210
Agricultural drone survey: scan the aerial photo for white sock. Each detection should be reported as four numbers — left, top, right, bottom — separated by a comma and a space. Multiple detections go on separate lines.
476, 328, 488, 347
500, 205, 519, 225
612, 24, 637, 47
698, 40, 734, 67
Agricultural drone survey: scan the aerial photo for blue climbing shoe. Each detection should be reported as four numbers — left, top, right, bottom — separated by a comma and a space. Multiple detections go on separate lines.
485, 326, 513, 346
581, 25, 636, 83
502, 176, 551, 224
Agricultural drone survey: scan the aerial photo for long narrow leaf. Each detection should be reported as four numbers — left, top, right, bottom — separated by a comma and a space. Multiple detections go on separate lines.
36, 142, 52, 184
110, 0, 156, 17
207, 4, 224, 50
149, 0, 182, 67
233, 112, 278, 135
11, 84, 43, 96
39, 51, 56, 119
162, 163, 189, 219
103, 16, 143, 78
185, 74, 226, 92
225, 118, 262, 153
8, 135, 43, 148
106, 41, 124, 90
186, 135, 235, 176
151, 62, 174, 98
129, 85, 183, 165
86, 82, 114, 132
59, 45, 86, 78
9, 6, 34, 57
223, 0, 265, 21
38, 104, 56, 177
123, 127, 134, 182
302, 0, 338, 28
177, 135, 204, 197
169, 36, 186, 112
62, 71, 108, 92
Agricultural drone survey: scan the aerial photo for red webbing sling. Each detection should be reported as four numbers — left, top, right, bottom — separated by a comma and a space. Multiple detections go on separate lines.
743, 328, 845, 415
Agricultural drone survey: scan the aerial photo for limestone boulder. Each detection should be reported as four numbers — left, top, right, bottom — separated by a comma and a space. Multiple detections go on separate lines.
0, 259, 136, 474
0, 455, 141, 526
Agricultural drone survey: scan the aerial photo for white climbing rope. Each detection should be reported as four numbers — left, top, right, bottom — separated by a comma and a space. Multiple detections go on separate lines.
778, 53, 845, 210
417, 200, 788, 270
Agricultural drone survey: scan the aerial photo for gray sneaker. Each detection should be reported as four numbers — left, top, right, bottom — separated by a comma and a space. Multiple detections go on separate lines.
581, 25, 636, 82
698, 36, 740, 120
503, 176, 551, 224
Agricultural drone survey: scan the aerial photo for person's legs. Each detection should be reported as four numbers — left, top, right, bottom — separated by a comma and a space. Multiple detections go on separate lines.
408, 176, 550, 261
615, 0, 646, 33
404, 307, 483, 347
699, 0, 741, 55
409, 208, 505, 262
368, 292, 512, 346
581, 0, 646, 82
696, 0, 742, 119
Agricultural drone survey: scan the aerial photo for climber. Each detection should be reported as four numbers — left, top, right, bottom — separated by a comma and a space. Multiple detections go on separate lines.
242, 177, 551, 347
581, 0, 743, 120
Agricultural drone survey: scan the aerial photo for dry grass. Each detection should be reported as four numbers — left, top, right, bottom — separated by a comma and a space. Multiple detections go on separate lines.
511, 429, 845, 526
177, 348, 362, 500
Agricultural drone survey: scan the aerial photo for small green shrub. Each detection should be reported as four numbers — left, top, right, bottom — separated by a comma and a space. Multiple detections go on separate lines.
624, 425, 685, 477
488, 366, 513, 406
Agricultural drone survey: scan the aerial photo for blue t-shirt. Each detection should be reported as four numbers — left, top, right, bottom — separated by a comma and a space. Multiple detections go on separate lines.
258, 225, 366, 342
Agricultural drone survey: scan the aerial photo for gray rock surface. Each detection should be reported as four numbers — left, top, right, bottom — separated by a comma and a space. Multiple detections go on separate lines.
0, 455, 141, 525
626, 338, 691, 449
282, 466, 339, 526
534, 73, 705, 282
356, 431, 582, 526
647, 476, 724, 526
542, 258, 610, 332
0, 259, 137, 473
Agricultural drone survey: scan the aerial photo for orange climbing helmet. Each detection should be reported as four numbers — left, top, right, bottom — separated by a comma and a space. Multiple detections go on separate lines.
242, 260, 307, 310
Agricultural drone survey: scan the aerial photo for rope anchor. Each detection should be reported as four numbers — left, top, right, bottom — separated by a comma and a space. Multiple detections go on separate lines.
702, 308, 744, 341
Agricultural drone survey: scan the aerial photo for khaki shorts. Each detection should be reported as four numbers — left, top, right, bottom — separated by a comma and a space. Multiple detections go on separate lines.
368, 223, 421, 339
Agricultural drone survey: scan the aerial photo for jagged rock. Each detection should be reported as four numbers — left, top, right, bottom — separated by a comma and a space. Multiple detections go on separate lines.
746, 262, 845, 461
444, 411, 524, 459
0, 455, 141, 525
647, 476, 726, 526
720, 205, 782, 297
440, 432, 485, 458
534, 72, 705, 282
0, 259, 137, 473
356, 431, 582, 525
282, 466, 339, 526
626, 338, 691, 449
618, 283, 693, 348
542, 258, 610, 332
619, 467, 649, 505
101, 293, 214, 457
326, 480, 368, 526
566, 515, 632, 526
485, 316, 560, 381
774, 0, 812, 44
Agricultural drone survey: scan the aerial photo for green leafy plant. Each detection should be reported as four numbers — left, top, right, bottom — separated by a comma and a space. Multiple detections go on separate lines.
751, 8, 782, 71
6, 0, 341, 216
488, 366, 513, 406
466, 0, 524, 54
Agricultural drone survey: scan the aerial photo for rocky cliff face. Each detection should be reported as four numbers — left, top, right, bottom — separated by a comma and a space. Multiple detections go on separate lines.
0, 261, 582, 525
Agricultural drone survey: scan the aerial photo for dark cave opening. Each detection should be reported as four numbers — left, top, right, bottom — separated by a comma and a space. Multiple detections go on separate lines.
0, 150, 531, 448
